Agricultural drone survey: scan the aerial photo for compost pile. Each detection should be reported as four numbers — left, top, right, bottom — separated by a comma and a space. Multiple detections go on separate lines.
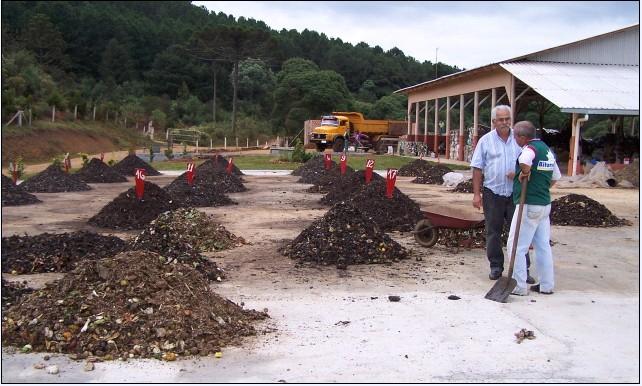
280, 201, 408, 269
292, 156, 338, 184
1, 279, 33, 311
614, 160, 639, 187
1, 250, 269, 360
551, 194, 629, 227
88, 181, 178, 230
20, 164, 92, 193
1, 231, 126, 274
451, 179, 473, 193
399, 159, 451, 176
343, 179, 424, 232
411, 163, 454, 185
197, 156, 243, 176
130, 208, 245, 280
1, 175, 41, 206
321, 171, 385, 205
306, 167, 356, 193
75, 158, 128, 183
112, 154, 161, 176
163, 172, 239, 208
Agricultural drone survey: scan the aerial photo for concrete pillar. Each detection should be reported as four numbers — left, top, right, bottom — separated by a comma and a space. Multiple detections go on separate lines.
445, 96, 451, 159
491, 88, 497, 111
510, 75, 516, 124
473, 91, 479, 150
424, 100, 429, 144
459, 94, 465, 161
415, 102, 420, 137
434, 98, 439, 154
407, 103, 411, 135
568, 113, 577, 176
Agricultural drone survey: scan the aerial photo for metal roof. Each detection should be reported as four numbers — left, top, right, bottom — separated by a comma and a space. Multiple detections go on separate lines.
500, 62, 639, 115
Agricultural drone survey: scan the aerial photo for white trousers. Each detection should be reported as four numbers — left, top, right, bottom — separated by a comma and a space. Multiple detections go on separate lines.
506, 204, 554, 291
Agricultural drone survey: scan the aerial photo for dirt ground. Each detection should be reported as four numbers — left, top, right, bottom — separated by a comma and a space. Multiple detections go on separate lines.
1, 172, 639, 382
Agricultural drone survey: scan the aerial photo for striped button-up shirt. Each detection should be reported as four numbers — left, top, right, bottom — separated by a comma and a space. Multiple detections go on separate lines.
470, 129, 522, 197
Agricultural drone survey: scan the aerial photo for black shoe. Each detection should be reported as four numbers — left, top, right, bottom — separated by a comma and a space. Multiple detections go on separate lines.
489, 270, 502, 280
526, 273, 536, 285
530, 284, 553, 295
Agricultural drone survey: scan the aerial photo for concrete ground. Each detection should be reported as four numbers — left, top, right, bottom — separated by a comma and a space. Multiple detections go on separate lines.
1, 172, 639, 382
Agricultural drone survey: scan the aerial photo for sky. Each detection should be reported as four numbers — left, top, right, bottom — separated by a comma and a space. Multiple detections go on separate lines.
192, 1, 639, 70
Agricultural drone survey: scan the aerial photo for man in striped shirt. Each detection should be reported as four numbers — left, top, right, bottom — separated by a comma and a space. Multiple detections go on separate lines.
470, 105, 533, 282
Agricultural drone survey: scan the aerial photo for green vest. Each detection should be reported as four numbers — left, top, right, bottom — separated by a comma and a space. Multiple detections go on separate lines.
513, 139, 555, 205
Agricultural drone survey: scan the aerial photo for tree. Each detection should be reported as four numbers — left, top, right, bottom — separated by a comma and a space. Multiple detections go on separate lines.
370, 94, 407, 120
235, 59, 275, 115
189, 25, 276, 136
22, 13, 68, 67
99, 38, 136, 84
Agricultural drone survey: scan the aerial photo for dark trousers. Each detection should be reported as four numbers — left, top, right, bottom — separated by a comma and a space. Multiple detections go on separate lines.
482, 187, 530, 272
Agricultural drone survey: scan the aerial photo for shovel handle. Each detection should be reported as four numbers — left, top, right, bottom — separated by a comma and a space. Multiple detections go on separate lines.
507, 178, 528, 279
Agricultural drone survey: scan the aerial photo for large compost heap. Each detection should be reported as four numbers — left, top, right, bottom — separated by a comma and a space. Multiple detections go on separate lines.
163, 171, 240, 208
112, 154, 161, 176
88, 181, 178, 230
75, 158, 128, 183
129, 208, 245, 280
20, 164, 92, 193
306, 167, 357, 193
551, 194, 629, 227
293, 156, 339, 184
1, 250, 268, 360
320, 171, 385, 205
343, 179, 424, 232
1, 175, 41, 206
1, 231, 126, 274
398, 159, 453, 184
1, 279, 33, 311
197, 156, 243, 176
280, 201, 408, 269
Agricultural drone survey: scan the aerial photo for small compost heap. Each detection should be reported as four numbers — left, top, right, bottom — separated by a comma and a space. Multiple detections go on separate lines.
75, 158, 128, 183
1, 279, 33, 311
197, 156, 244, 176
411, 165, 453, 184
451, 179, 473, 193
343, 179, 424, 232
293, 156, 339, 184
163, 170, 241, 208
1, 231, 126, 274
1, 250, 269, 360
129, 208, 245, 281
20, 164, 92, 193
320, 171, 385, 205
88, 181, 178, 230
1, 175, 41, 206
280, 201, 408, 269
112, 154, 161, 176
306, 167, 357, 193
551, 194, 630, 227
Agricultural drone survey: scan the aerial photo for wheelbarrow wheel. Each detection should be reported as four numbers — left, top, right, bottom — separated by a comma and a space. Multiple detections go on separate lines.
414, 219, 439, 248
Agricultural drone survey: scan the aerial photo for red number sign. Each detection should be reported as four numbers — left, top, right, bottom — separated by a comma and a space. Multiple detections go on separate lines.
186, 162, 195, 185
385, 168, 398, 199
364, 159, 375, 184
324, 153, 332, 170
226, 157, 234, 175
340, 153, 347, 175
135, 168, 146, 199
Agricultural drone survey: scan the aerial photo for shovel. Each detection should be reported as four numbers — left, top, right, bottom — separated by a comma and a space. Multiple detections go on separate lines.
485, 178, 528, 303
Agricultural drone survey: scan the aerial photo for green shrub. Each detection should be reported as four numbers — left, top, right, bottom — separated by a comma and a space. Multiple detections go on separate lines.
78, 152, 89, 166
291, 139, 312, 163
164, 147, 174, 160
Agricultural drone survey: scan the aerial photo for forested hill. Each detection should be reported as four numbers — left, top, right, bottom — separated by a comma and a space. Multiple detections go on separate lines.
2, 1, 461, 137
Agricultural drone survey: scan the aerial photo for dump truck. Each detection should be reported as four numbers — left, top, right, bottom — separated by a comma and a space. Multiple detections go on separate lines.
309, 112, 407, 152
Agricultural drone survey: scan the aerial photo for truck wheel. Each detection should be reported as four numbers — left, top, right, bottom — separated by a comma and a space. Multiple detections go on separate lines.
414, 219, 439, 247
315, 144, 327, 152
332, 138, 345, 152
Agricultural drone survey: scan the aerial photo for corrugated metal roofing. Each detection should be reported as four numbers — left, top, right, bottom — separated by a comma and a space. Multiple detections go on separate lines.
500, 62, 639, 115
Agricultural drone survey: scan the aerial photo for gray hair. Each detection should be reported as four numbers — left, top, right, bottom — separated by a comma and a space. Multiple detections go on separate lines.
491, 105, 512, 120
513, 121, 536, 138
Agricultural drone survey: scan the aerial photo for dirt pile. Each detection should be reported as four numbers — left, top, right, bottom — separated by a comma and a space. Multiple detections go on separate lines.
451, 179, 473, 193
88, 181, 178, 230
130, 208, 246, 280
306, 167, 357, 193
1, 175, 41, 206
411, 164, 453, 185
163, 172, 238, 208
320, 171, 385, 205
112, 154, 161, 176
280, 201, 408, 269
197, 156, 243, 176
343, 179, 424, 232
399, 159, 451, 176
1, 279, 33, 311
551, 194, 630, 227
614, 160, 639, 187
293, 156, 339, 184
1, 250, 269, 360
1, 231, 126, 274
20, 164, 92, 193
75, 158, 128, 183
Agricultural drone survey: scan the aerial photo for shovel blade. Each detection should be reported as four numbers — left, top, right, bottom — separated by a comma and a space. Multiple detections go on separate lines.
485, 277, 517, 303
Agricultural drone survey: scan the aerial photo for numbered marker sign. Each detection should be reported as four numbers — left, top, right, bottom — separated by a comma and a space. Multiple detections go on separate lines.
226, 157, 234, 175
64, 156, 71, 174
186, 162, 195, 185
385, 168, 398, 199
324, 153, 332, 170
135, 168, 146, 200
364, 159, 375, 184
340, 154, 347, 175
100, 152, 105, 162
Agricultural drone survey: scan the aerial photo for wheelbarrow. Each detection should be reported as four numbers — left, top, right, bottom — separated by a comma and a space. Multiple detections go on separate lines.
413, 209, 485, 248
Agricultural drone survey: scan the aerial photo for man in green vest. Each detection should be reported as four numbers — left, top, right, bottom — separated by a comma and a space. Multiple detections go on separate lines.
508, 121, 561, 296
